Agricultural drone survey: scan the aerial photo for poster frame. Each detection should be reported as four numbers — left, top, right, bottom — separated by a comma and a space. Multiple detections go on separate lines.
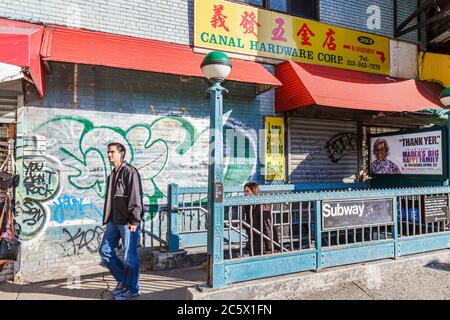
368, 126, 448, 182
264, 115, 286, 184
321, 197, 394, 231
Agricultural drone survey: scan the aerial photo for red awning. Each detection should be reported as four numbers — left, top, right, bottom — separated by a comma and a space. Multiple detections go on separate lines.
0, 18, 45, 97
41, 26, 281, 86
275, 61, 445, 113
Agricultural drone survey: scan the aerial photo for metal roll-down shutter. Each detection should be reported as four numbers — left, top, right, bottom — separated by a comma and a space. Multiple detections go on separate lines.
288, 117, 359, 184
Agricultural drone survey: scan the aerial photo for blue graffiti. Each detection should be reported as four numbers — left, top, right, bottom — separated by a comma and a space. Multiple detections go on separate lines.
52, 194, 102, 224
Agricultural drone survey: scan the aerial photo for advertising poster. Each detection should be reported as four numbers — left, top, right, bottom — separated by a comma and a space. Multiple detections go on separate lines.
369, 129, 444, 175
265, 116, 285, 181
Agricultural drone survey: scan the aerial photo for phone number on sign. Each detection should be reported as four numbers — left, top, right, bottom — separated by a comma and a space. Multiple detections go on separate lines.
347, 59, 381, 70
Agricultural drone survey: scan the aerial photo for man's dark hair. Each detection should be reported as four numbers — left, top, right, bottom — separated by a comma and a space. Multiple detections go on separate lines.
108, 142, 126, 158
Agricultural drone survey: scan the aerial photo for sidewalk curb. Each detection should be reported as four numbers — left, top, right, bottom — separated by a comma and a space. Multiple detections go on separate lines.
187, 249, 450, 300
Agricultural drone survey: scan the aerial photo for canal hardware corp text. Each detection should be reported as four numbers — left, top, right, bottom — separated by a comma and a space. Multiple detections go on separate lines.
195, 0, 390, 75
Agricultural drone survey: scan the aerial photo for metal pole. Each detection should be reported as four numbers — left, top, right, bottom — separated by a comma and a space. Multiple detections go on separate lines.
167, 184, 180, 252
393, 196, 399, 259
207, 80, 227, 288
315, 200, 322, 270
446, 116, 450, 186
394, 0, 398, 38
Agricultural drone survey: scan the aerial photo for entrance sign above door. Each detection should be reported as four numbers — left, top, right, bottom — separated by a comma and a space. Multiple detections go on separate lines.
194, 0, 390, 75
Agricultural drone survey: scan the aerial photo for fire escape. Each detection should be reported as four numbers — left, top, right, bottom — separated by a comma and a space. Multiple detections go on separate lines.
394, 0, 450, 54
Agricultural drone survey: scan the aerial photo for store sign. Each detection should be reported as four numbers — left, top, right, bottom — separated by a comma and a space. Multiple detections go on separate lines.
265, 116, 285, 181
369, 129, 444, 176
194, 0, 390, 75
322, 198, 394, 230
423, 195, 448, 223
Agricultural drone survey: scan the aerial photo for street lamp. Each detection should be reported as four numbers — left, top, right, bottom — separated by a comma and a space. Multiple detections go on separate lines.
440, 87, 450, 107
201, 51, 232, 288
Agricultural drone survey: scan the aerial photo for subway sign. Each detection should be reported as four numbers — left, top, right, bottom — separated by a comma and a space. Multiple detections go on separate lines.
194, 0, 390, 75
322, 198, 394, 230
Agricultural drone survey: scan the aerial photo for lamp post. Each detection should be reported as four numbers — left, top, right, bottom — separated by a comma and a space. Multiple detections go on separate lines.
201, 51, 232, 288
440, 87, 450, 107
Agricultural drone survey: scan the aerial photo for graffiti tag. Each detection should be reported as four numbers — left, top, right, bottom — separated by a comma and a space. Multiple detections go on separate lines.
326, 133, 360, 163
52, 194, 102, 224
62, 226, 104, 257
23, 161, 58, 198
15, 199, 47, 240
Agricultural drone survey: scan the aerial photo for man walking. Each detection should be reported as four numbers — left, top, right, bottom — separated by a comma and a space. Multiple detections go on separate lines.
99, 142, 144, 300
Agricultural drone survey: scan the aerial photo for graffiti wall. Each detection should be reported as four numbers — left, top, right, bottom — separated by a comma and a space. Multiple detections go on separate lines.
14, 63, 271, 280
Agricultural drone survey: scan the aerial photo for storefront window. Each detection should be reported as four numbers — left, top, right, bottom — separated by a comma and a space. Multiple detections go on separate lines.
289, 1, 316, 19
234, 0, 264, 6
233, 0, 318, 20
269, 0, 288, 12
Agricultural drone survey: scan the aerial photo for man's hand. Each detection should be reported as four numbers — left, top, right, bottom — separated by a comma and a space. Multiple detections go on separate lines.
128, 224, 138, 232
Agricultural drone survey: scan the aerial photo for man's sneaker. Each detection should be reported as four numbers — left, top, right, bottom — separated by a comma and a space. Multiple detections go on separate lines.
115, 290, 141, 300
112, 284, 126, 297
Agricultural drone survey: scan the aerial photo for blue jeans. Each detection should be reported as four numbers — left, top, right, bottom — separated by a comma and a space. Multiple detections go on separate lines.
99, 222, 140, 293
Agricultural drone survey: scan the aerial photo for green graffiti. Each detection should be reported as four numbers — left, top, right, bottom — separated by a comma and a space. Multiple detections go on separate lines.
224, 162, 255, 185
146, 117, 199, 155
144, 180, 165, 221
31, 113, 257, 223
36, 115, 201, 221
60, 147, 108, 197
223, 126, 256, 186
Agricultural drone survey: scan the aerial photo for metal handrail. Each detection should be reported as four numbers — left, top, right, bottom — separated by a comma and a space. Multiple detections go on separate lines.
177, 182, 369, 195
177, 206, 208, 214
224, 186, 450, 206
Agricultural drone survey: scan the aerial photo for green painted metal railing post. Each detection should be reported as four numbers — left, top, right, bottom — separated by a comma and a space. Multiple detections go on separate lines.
315, 200, 322, 270
206, 81, 227, 288
446, 117, 450, 186
167, 183, 180, 252
392, 196, 399, 259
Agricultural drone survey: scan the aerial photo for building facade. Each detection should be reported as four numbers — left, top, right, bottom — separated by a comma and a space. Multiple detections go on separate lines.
0, 0, 440, 282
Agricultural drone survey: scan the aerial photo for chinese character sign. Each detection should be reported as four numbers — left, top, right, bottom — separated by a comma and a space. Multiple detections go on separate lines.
240, 11, 261, 36
265, 117, 285, 181
211, 4, 230, 32
297, 23, 315, 46
195, 0, 390, 75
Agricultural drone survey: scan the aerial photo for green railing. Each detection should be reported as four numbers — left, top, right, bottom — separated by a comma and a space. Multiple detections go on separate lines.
168, 184, 450, 287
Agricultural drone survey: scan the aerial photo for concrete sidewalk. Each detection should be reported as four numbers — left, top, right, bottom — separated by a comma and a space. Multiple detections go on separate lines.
4, 249, 450, 300
0, 264, 207, 300
188, 249, 450, 300
287, 257, 450, 300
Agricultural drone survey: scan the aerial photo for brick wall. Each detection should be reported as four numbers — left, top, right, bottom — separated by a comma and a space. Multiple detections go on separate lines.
0, 0, 193, 45
0, 0, 422, 46
14, 62, 274, 282
0, 262, 14, 282
320, 0, 422, 43
0, 0, 421, 282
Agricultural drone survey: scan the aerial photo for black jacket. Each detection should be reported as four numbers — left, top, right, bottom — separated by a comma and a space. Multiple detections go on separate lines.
103, 161, 144, 226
